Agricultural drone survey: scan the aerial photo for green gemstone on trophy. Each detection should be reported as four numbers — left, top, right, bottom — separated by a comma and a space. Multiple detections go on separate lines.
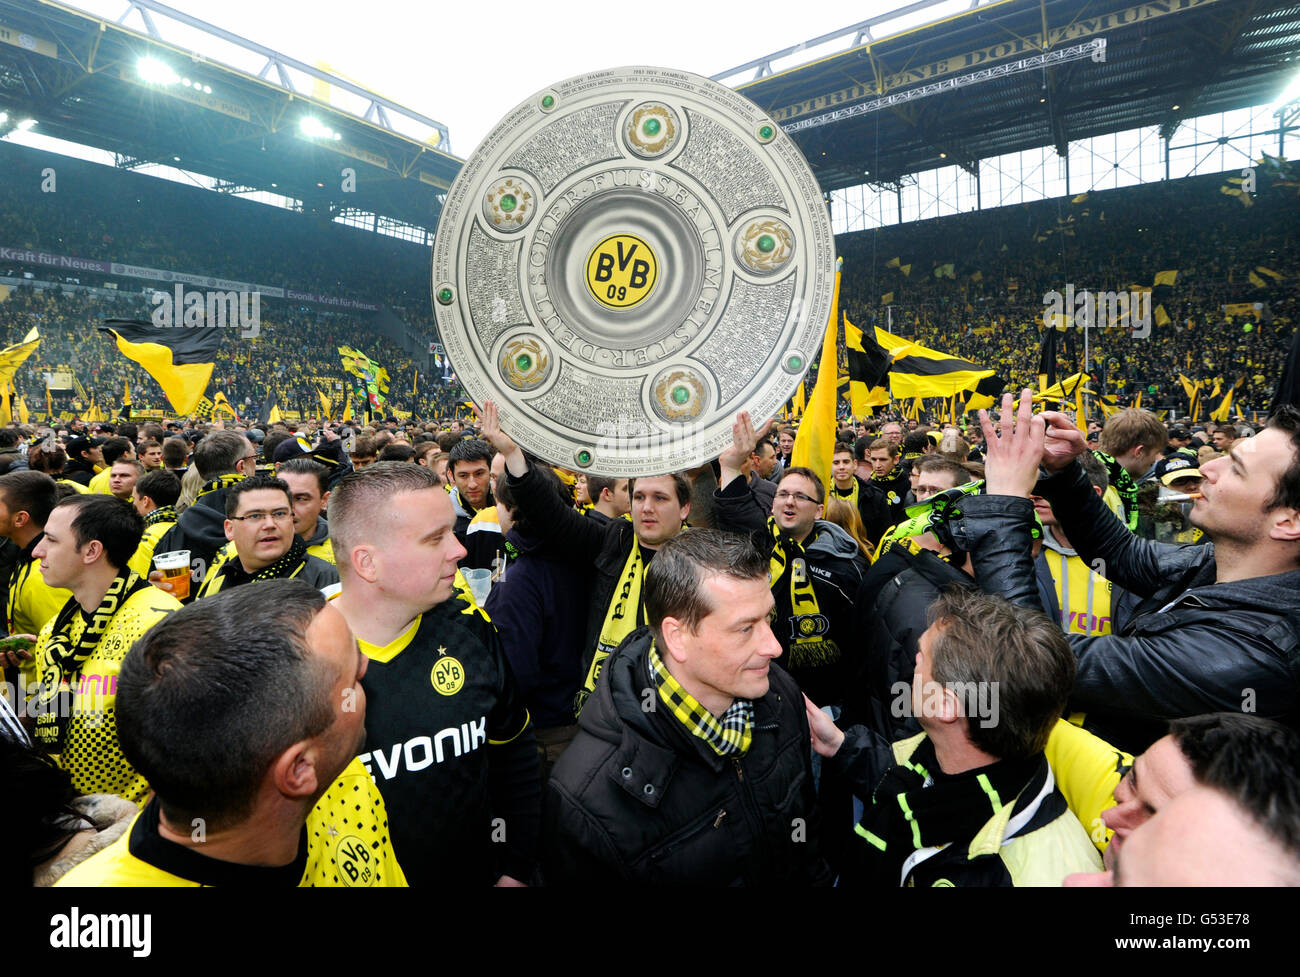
671, 385, 690, 404
541, 94, 555, 108
437, 288, 453, 304
643, 117, 661, 136
577, 450, 592, 465
515, 353, 531, 371
759, 124, 774, 139
787, 355, 803, 371
499, 193, 517, 212
757, 234, 776, 253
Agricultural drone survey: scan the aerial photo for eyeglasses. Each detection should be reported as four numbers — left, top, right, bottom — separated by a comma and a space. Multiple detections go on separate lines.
229, 509, 293, 523
774, 490, 819, 505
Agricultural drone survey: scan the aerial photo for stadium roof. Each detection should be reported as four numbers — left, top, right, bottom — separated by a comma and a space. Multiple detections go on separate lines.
719, 0, 1300, 192
0, 0, 462, 231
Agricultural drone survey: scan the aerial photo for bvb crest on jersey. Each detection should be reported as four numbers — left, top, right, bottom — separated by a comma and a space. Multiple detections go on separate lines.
430, 647, 466, 696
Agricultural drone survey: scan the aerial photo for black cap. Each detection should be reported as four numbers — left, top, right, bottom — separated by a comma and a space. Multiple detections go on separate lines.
66, 435, 105, 458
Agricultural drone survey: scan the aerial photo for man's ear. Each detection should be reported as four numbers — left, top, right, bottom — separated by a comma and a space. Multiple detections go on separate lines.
12, 510, 29, 530
80, 539, 104, 566
658, 616, 688, 665
349, 543, 380, 584
679, 500, 691, 524
271, 738, 320, 802
320, 490, 330, 511
224, 519, 235, 542
1268, 507, 1300, 545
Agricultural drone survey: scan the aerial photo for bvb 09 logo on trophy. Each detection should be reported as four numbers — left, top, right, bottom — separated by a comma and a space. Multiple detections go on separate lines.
433, 66, 835, 475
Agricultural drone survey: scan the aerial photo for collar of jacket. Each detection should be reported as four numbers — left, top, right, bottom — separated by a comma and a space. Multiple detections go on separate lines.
588, 627, 782, 809
889, 733, 1055, 856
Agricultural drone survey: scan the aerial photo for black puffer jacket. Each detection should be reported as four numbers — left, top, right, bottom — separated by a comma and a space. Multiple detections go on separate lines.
541, 627, 833, 886
948, 460, 1300, 752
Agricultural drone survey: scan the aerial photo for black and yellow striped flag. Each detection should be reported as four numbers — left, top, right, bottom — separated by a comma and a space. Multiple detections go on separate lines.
873, 327, 993, 399
844, 317, 891, 416
100, 318, 216, 416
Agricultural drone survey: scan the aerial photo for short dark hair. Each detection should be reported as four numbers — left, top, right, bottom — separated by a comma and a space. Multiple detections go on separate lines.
901, 432, 931, 455
853, 435, 872, 462
1079, 451, 1110, 491
0, 429, 19, 449
55, 495, 144, 570
585, 474, 616, 501
1264, 405, 1300, 512
927, 585, 1075, 761
0, 471, 58, 528
115, 580, 335, 831
779, 466, 825, 504
832, 443, 854, 459
100, 436, 134, 466
161, 438, 189, 469
278, 457, 330, 495
1169, 712, 1300, 864
225, 474, 291, 517
378, 442, 416, 463
135, 468, 181, 509
495, 463, 567, 539
644, 529, 768, 644
447, 439, 493, 475
628, 472, 691, 506
193, 431, 252, 479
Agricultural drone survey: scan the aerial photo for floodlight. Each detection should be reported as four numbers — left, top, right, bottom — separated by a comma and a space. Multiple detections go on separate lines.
137, 56, 179, 85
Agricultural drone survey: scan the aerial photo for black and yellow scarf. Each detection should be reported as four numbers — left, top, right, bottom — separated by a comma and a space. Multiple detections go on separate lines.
143, 505, 177, 529
577, 540, 648, 713
199, 534, 308, 597
197, 472, 246, 501
832, 478, 860, 511
31, 569, 149, 753
767, 519, 836, 669
647, 641, 752, 756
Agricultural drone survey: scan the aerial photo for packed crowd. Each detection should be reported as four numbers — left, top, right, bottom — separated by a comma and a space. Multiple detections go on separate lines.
2, 381, 1298, 887
0, 287, 468, 420
836, 171, 1297, 410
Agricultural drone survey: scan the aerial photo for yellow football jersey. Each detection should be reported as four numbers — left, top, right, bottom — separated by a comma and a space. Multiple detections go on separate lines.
55, 758, 408, 887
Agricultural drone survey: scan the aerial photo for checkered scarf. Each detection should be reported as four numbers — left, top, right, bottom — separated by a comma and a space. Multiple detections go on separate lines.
647, 641, 753, 756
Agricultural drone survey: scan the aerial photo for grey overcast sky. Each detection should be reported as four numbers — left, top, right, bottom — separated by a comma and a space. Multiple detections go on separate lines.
59, 0, 972, 156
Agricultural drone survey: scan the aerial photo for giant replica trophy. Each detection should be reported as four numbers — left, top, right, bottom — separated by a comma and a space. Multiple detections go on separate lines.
432, 66, 834, 475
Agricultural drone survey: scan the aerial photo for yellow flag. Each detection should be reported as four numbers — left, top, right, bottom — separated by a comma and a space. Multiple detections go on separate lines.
17, 396, 28, 425
1155, 305, 1171, 327
791, 259, 842, 487
269, 404, 283, 424
1153, 270, 1178, 287
0, 327, 40, 390
1249, 271, 1267, 288
318, 388, 332, 418
1134, 390, 1142, 410
1075, 381, 1087, 434
792, 381, 806, 418
885, 257, 901, 269
342, 394, 352, 422
881, 292, 895, 305
1256, 266, 1283, 280
1071, 192, 1089, 204
900, 264, 912, 277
